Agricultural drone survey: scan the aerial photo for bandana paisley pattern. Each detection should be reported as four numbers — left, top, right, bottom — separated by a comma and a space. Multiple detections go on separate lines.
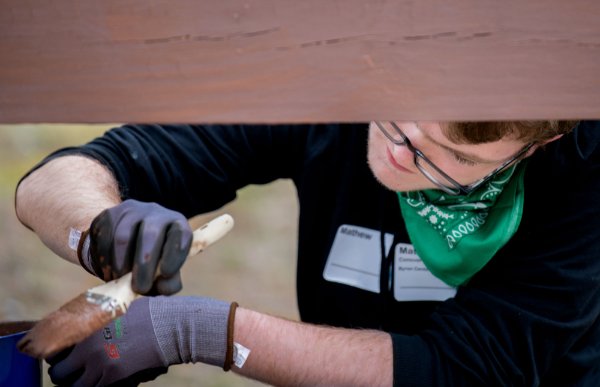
402, 164, 518, 250
398, 162, 527, 286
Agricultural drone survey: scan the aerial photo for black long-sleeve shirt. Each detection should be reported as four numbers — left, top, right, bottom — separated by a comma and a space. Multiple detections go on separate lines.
33, 122, 600, 386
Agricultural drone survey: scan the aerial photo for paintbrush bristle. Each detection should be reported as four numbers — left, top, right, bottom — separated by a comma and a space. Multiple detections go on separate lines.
17, 292, 126, 359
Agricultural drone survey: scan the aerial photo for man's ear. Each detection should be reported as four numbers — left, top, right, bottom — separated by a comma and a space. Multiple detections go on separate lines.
541, 134, 564, 145
524, 134, 564, 157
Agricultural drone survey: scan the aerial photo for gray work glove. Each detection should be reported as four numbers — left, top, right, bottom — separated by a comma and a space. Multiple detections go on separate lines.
78, 199, 193, 295
47, 296, 237, 387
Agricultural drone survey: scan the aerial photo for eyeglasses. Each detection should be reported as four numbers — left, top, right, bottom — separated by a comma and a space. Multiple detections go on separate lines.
375, 121, 534, 195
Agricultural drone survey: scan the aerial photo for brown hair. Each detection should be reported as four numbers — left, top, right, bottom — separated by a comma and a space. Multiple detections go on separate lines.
443, 121, 579, 144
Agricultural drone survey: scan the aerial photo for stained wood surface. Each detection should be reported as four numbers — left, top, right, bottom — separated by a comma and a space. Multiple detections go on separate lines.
1, 0, 599, 123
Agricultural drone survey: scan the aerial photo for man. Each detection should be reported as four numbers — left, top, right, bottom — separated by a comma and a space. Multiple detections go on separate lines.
15, 121, 600, 386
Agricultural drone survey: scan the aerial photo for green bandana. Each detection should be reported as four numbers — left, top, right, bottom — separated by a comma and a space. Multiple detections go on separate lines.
397, 162, 527, 287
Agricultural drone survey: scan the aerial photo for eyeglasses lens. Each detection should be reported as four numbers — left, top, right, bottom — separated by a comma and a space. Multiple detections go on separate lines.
415, 158, 460, 194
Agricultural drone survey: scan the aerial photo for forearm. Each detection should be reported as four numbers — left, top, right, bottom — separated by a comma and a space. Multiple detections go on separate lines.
15, 155, 121, 264
233, 308, 393, 386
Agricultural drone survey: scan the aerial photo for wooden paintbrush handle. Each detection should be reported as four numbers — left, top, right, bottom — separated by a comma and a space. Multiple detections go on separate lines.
189, 214, 234, 257
85, 214, 235, 311
17, 214, 235, 359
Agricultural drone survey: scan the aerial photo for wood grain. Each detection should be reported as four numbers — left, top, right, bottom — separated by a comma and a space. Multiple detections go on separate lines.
1, 0, 599, 123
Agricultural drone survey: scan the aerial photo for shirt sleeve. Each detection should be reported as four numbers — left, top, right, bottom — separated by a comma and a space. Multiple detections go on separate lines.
18, 124, 310, 217
391, 122, 600, 386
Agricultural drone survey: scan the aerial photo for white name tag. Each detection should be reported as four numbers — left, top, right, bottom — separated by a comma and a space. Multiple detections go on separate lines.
323, 225, 456, 302
323, 225, 393, 293
394, 243, 456, 302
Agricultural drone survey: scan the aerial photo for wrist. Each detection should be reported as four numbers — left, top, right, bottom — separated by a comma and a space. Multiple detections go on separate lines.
76, 230, 97, 275
149, 296, 238, 369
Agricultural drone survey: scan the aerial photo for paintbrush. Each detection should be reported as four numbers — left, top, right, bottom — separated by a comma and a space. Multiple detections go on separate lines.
17, 213, 234, 359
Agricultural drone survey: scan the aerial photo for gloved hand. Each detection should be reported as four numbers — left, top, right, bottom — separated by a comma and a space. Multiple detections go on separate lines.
48, 296, 237, 387
78, 199, 193, 295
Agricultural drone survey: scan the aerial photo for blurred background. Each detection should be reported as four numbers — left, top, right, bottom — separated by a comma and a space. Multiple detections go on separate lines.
0, 124, 299, 386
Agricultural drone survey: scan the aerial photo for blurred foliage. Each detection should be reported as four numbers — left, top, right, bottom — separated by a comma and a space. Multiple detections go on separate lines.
0, 124, 299, 386
0, 124, 121, 196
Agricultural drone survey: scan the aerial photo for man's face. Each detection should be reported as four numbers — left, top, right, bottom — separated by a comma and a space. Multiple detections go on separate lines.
367, 121, 531, 193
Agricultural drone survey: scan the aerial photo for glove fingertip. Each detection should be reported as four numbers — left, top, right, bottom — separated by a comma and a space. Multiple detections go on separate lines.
159, 252, 188, 278
46, 346, 74, 366
155, 275, 183, 296
160, 227, 192, 277
48, 359, 84, 386
132, 271, 154, 295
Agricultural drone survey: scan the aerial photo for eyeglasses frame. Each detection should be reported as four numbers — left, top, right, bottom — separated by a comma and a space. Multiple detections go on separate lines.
375, 121, 534, 195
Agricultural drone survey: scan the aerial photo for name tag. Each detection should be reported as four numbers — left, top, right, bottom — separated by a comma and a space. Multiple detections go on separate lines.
323, 225, 456, 301
323, 225, 393, 293
394, 243, 456, 302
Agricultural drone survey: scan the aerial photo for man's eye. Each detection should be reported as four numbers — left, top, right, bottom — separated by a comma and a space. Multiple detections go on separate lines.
453, 153, 477, 166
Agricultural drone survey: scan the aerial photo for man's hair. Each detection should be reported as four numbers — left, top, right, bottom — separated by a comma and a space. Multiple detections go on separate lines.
443, 121, 579, 144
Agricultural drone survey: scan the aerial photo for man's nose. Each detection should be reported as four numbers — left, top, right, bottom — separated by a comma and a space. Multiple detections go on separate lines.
389, 140, 415, 165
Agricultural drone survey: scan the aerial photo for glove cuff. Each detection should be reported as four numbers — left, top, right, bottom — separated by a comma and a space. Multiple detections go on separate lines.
76, 230, 96, 276
150, 296, 237, 369
224, 301, 239, 371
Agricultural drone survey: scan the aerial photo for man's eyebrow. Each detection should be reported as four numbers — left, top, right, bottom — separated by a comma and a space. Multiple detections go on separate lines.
418, 126, 501, 164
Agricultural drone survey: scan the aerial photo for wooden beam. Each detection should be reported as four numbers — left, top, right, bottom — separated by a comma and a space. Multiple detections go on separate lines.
1, 0, 599, 123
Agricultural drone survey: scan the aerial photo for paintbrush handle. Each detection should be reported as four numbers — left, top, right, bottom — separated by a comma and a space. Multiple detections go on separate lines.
86, 214, 235, 312
189, 214, 234, 256
18, 214, 235, 359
